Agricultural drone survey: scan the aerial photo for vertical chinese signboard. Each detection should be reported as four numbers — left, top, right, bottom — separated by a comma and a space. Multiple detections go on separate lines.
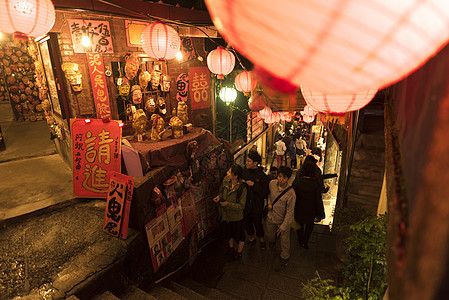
189, 67, 210, 110
71, 119, 122, 198
68, 19, 114, 53
87, 53, 112, 119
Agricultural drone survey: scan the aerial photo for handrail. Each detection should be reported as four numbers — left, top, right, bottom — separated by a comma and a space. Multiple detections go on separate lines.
233, 125, 272, 160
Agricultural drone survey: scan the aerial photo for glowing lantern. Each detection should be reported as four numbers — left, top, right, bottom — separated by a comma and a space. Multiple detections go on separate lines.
302, 114, 315, 124
302, 105, 318, 117
248, 93, 266, 111
280, 112, 294, 122
205, 0, 449, 93
219, 87, 237, 105
235, 70, 257, 94
0, 0, 55, 39
207, 47, 235, 79
141, 22, 181, 60
258, 106, 272, 119
301, 87, 378, 114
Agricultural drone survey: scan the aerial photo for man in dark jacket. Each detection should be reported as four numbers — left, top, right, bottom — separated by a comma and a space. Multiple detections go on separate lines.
242, 151, 270, 249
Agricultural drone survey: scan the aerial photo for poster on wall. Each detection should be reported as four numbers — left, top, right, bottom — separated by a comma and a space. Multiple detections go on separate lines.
39, 41, 62, 117
68, 19, 114, 53
86, 53, 112, 119
189, 67, 210, 110
145, 213, 171, 272
71, 118, 122, 198
176, 73, 189, 103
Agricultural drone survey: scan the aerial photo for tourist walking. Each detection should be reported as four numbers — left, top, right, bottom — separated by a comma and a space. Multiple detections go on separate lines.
242, 151, 270, 249
274, 138, 287, 168
214, 164, 247, 260
265, 166, 296, 270
291, 162, 325, 249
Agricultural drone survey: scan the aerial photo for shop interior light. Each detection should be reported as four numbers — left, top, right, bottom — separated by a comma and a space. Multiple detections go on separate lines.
176, 51, 183, 61
82, 34, 91, 47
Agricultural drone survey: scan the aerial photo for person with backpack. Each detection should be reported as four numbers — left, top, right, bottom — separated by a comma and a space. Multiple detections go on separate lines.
265, 166, 296, 271
214, 164, 247, 260
242, 151, 270, 249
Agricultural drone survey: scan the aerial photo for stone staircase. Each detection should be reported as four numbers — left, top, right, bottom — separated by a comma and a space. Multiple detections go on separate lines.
74, 276, 238, 300
346, 109, 385, 212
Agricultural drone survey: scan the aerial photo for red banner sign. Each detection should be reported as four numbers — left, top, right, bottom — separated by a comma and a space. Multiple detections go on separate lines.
87, 53, 112, 119
189, 67, 210, 110
103, 172, 134, 239
71, 118, 122, 198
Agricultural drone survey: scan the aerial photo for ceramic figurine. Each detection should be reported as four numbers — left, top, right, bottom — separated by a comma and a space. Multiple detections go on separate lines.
177, 101, 188, 125
169, 116, 183, 139
150, 114, 167, 141
132, 109, 148, 141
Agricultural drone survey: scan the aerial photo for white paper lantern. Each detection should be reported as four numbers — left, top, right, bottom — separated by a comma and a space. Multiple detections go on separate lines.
205, 0, 449, 93
0, 0, 55, 38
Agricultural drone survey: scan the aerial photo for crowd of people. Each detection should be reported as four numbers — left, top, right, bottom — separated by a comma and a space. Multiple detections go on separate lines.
213, 140, 332, 271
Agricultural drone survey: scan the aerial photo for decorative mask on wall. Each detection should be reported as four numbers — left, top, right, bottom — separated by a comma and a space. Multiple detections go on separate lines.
151, 64, 161, 90
139, 71, 151, 91
61, 63, 83, 92
124, 52, 140, 80
118, 77, 130, 96
161, 74, 171, 92
145, 97, 156, 115
130, 85, 142, 105
157, 97, 166, 116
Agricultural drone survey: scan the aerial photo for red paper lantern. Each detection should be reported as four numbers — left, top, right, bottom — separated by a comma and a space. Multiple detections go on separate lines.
205, 0, 449, 93
248, 93, 266, 111
235, 70, 257, 94
301, 87, 378, 114
258, 106, 272, 119
0, 0, 55, 38
141, 22, 180, 60
207, 47, 235, 79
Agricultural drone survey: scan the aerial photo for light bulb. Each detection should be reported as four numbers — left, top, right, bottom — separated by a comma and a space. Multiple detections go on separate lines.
82, 35, 91, 47
176, 51, 183, 61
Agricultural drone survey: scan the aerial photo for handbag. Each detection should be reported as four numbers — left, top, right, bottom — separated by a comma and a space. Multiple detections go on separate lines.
263, 186, 292, 219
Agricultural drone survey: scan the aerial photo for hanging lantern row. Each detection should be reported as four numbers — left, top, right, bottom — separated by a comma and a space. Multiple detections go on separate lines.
0, 0, 56, 39
205, 0, 449, 113
235, 70, 257, 94
141, 22, 181, 60
301, 87, 378, 114
207, 47, 235, 79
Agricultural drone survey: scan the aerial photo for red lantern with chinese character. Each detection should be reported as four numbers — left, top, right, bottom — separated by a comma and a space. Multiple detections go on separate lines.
207, 47, 235, 79
301, 87, 378, 114
235, 70, 257, 94
141, 22, 181, 60
0, 0, 55, 39
205, 0, 449, 93
248, 93, 266, 111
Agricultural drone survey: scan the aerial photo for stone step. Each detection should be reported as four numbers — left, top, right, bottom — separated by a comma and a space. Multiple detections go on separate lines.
92, 291, 120, 300
121, 285, 157, 300
145, 283, 188, 300
175, 276, 212, 296
161, 279, 209, 300
207, 288, 238, 300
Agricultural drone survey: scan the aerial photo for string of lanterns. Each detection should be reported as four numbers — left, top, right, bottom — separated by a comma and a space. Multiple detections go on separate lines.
204, 0, 449, 114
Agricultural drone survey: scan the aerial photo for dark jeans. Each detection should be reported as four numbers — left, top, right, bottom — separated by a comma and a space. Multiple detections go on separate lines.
296, 223, 314, 245
245, 211, 264, 238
